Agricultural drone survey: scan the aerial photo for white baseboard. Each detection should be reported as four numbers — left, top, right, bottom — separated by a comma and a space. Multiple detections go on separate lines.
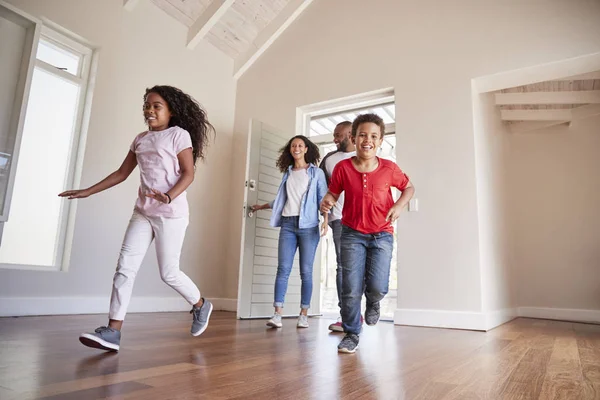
518, 307, 600, 324
0, 297, 237, 317
394, 307, 517, 331
485, 308, 518, 330
211, 298, 237, 313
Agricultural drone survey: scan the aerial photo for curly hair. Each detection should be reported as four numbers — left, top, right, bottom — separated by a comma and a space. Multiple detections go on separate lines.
351, 113, 386, 139
276, 135, 321, 173
144, 85, 215, 165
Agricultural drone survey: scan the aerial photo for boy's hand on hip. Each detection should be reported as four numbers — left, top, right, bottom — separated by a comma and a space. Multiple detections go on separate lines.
386, 204, 403, 223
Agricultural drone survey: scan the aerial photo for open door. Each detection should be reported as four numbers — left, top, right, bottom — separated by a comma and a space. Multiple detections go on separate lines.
0, 2, 40, 244
237, 120, 322, 319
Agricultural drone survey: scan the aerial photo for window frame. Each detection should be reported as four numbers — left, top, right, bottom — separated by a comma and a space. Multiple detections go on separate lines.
0, 23, 98, 272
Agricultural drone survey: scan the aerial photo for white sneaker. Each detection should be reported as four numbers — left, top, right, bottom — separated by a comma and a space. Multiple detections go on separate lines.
267, 312, 282, 328
297, 314, 309, 328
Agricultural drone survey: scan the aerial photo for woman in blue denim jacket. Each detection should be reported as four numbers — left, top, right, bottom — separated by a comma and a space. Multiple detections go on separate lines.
251, 135, 328, 329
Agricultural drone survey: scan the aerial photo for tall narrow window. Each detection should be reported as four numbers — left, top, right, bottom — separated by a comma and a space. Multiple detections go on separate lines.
0, 26, 95, 270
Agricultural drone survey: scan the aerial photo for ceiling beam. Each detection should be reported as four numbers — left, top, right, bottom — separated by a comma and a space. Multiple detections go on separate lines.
123, 0, 141, 12
501, 109, 572, 121
495, 90, 600, 105
233, 0, 315, 80
552, 71, 600, 81
571, 104, 600, 120
501, 104, 600, 123
187, 0, 235, 50
509, 120, 569, 134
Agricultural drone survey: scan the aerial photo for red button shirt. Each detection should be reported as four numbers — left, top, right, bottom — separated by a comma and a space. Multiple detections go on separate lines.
329, 157, 410, 234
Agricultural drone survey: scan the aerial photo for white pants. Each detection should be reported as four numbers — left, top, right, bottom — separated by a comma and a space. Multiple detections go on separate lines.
109, 211, 201, 320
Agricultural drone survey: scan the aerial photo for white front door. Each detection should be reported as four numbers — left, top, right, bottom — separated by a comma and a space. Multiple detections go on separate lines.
237, 120, 322, 318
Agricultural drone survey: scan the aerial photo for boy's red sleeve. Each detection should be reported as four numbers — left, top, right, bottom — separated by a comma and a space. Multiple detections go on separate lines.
392, 164, 410, 191
328, 163, 343, 195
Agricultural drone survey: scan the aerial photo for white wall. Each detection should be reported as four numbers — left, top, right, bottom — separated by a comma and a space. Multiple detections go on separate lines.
472, 91, 515, 328
226, 0, 600, 328
510, 115, 600, 314
0, 0, 236, 315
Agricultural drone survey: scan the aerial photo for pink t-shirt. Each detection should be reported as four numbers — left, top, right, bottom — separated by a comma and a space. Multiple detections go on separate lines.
129, 126, 192, 218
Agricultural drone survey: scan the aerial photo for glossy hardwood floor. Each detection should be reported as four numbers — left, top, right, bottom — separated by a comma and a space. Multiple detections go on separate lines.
1, 312, 599, 399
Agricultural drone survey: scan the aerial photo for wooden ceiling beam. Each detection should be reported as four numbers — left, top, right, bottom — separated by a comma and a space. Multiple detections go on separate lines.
502, 104, 600, 129
509, 121, 569, 134
233, 0, 315, 80
501, 109, 572, 121
187, 0, 235, 50
495, 90, 600, 105
571, 104, 600, 120
552, 71, 600, 81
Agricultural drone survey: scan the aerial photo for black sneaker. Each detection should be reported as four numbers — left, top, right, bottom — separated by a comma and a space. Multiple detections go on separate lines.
337, 333, 359, 353
365, 301, 380, 326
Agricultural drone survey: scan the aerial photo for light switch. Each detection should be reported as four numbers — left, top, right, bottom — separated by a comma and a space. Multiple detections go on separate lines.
408, 198, 418, 212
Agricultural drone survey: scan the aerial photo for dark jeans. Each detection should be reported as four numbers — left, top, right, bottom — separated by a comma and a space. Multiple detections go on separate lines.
328, 219, 343, 310
274, 216, 320, 309
340, 225, 393, 335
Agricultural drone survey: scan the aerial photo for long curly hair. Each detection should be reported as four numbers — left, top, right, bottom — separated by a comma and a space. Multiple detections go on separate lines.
145, 85, 215, 165
276, 135, 320, 173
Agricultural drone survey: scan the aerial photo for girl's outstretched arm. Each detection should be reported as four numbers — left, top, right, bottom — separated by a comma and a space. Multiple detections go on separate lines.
59, 150, 138, 199
146, 148, 194, 204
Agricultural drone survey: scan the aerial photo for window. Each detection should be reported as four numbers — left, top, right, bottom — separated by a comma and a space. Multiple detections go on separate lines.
0, 26, 96, 270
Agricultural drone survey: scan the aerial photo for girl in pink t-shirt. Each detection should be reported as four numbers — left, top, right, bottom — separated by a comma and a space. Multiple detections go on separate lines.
59, 85, 215, 352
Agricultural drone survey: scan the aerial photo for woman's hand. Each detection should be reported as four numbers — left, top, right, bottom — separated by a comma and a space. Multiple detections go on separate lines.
320, 220, 328, 237
250, 203, 269, 212
58, 189, 91, 199
320, 213, 329, 236
146, 189, 171, 204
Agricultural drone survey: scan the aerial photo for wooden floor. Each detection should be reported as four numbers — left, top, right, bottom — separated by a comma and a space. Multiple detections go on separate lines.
1, 313, 600, 399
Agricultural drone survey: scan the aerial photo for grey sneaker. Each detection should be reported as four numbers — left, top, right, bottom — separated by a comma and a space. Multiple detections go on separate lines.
338, 333, 359, 353
191, 298, 213, 336
297, 314, 309, 328
79, 326, 121, 351
365, 301, 380, 326
267, 312, 282, 328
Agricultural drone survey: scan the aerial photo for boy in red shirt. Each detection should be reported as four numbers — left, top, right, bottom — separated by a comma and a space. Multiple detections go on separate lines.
320, 113, 415, 353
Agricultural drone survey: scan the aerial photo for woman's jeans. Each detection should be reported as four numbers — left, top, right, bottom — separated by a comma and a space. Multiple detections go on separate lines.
274, 216, 320, 309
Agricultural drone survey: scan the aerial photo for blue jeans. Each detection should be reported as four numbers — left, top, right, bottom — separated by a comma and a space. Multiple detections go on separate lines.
341, 225, 394, 335
329, 219, 343, 310
274, 216, 320, 309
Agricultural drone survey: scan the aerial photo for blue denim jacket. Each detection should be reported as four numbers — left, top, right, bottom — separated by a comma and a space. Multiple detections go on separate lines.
269, 164, 327, 229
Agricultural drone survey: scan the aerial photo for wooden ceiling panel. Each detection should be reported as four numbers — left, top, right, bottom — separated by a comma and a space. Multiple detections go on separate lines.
152, 0, 212, 27
148, 0, 312, 77
205, 0, 291, 58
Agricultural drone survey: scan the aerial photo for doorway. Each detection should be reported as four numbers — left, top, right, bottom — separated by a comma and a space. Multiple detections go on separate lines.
297, 89, 399, 321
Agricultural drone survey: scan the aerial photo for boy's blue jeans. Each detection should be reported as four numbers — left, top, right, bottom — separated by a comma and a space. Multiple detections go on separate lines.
328, 219, 343, 310
274, 216, 320, 309
340, 225, 394, 335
